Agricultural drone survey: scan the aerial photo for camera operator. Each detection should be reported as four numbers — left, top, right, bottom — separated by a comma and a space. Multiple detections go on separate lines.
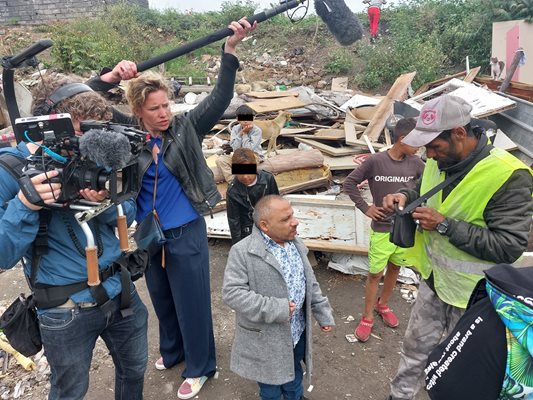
0, 73, 148, 400
87, 18, 256, 399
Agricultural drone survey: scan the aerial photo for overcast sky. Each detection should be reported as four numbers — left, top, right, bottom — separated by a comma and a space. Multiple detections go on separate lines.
148, 0, 365, 14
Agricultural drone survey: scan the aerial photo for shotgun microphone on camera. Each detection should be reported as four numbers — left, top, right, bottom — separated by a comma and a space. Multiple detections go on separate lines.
79, 129, 132, 170
314, 0, 363, 46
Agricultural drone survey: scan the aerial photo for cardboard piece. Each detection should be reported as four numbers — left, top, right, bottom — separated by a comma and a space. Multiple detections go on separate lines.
247, 97, 306, 113
363, 71, 417, 142
246, 91, 298, 99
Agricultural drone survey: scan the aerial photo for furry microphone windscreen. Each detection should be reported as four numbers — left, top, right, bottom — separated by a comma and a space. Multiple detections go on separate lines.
315, 0, 363, 46
79, 129, 132, 170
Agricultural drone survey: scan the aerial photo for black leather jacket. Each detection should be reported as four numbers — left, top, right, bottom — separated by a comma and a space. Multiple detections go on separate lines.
88, 51, 240, 215
226, 170, 279, 244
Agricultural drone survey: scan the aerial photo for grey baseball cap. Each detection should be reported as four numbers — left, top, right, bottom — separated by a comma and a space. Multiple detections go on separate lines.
402, 94, 473, 147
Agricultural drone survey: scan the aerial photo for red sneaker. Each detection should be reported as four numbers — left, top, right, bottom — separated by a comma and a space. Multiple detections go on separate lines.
354, 317, 374, 342
375, 302, 399, 328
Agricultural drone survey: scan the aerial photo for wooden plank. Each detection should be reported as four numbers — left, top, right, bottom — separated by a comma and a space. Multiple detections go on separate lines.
315, 129, 345, 138
247, 97, 306, 113
344, 109, 366, 146
493, 129, 518, 151
279, 127, 316, 136
294, 137, 362, 156
291, 129, 346, 141
246, 91, 298, 99
291, 134, 345, 141
413, 71, 466, 97
448, 84, 517, 118
475, 76, 533, 102
363, 71, 417, 142
322, 154, 359, 170
463, 66, 481, 83
363, 134, 376, 154
303, 241, 368, 255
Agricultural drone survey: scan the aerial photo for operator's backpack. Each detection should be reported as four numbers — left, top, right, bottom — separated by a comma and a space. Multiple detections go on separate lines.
425, 264, 533, 400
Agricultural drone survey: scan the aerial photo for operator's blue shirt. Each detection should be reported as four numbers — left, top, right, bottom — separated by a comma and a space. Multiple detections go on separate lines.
0, 142, 137, 307
136, 136, 199, 229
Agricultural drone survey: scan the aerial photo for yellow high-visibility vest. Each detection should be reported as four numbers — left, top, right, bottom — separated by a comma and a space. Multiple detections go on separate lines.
411, 146, 532, 308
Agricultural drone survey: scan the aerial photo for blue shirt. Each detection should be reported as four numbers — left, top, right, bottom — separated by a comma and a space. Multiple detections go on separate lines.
261, 231, 306, 346
0, 142, 137, 306
136, 136, 199, 230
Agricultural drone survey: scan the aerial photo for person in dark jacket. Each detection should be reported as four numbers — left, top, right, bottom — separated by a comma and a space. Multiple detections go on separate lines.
89, 18, 257, 400
226, 148, 279, 244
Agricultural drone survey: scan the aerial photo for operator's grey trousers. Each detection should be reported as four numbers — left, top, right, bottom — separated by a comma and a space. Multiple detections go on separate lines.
389, 280, 464, 400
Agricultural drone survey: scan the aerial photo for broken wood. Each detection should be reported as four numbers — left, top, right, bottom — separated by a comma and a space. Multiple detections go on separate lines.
322, 154, 358, 171
501, 49, 526, 93
493, 129, 518, 151
291, 129, 346, 141
247, 96, 306, 113
463, 66, 481, 83
363, 71, 417, 142
413, 71, 467, 97
363, 134, 376, 154
294, 137, 364, 157
246, 91, 298, 99
448, 82, 516, 118
475, 77, 533, 102
344, 109, 367, 147
279, 127, 317, 136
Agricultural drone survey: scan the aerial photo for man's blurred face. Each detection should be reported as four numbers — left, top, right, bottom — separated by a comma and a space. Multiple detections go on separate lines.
260, 199, 299, 245
424, 132, 462, 169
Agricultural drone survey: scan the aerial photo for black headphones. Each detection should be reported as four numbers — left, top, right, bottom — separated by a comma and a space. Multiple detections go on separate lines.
33, 83, 94, 115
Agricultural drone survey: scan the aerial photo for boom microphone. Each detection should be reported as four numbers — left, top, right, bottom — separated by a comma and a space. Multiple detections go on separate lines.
79, 129, 132, 170
315, 0, 363, 46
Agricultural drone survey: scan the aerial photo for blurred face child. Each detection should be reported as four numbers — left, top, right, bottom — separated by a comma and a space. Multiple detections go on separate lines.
231, 148, 258, 186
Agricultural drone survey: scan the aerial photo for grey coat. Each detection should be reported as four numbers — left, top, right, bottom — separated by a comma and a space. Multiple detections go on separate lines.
222, 226, 335, 386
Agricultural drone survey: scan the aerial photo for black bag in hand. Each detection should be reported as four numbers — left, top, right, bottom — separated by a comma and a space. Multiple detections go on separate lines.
0, 294, 42, 357
133, 210, 166, 257
388, 157, 480, 249
133, 161, 166, 257
390, 210, 417, 248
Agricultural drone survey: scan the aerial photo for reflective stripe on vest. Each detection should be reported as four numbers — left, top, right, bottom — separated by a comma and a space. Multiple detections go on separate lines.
413, 146, 531, 308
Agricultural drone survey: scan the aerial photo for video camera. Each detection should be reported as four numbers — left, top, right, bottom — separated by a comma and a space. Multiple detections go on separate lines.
16, 114, 146, 206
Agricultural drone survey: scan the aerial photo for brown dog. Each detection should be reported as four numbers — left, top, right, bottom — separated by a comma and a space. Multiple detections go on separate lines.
254, 110, 292, 157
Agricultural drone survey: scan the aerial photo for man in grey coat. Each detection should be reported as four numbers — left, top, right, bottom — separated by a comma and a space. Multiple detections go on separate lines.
222, 195, 335, 400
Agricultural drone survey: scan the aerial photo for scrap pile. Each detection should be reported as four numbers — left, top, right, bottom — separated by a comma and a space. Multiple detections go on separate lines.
201, 65, 527, 266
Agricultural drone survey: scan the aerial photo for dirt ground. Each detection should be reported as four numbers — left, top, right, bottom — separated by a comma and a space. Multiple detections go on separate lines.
0, 239, 429, 400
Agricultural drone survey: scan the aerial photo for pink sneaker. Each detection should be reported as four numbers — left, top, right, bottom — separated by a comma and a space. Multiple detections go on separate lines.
354, 317, 374, 342
375, 302, 399, 328
177, 376, 208, 399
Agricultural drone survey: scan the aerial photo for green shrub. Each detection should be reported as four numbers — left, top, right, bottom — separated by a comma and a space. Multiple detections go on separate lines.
324, 49, 354, 74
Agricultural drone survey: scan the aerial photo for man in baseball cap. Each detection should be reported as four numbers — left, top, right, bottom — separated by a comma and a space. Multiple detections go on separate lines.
381, 93, 533, 400
402, 94, 473, 148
